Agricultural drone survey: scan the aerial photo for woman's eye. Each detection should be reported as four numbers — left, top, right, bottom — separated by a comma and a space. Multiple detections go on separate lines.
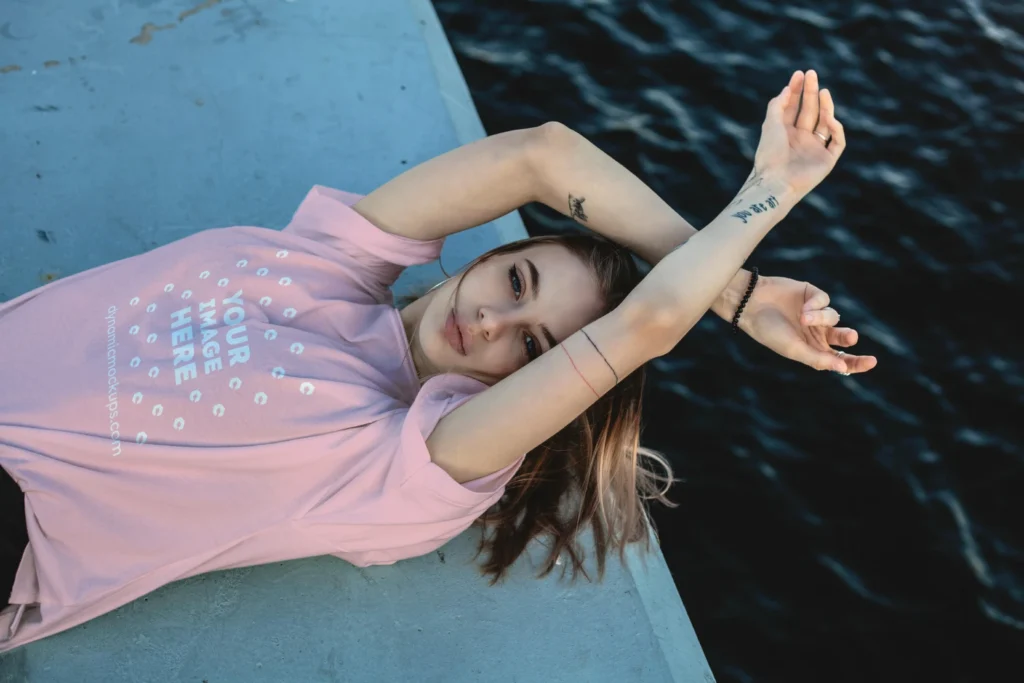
524, 334, 537, 360
509, 265, 522, 300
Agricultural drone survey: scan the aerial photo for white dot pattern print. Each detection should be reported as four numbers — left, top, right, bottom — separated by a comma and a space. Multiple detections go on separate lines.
108, 205, 400, 456
122, 250, 304, 445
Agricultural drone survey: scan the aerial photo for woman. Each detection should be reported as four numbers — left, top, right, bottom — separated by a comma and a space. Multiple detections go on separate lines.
0, 70, 874, 651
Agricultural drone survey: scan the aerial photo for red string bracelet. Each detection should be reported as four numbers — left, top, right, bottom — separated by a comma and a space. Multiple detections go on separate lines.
561, 345, 600, 398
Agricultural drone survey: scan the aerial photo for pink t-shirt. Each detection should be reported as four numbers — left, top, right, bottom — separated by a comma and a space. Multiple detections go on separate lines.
0, 186, 525, 652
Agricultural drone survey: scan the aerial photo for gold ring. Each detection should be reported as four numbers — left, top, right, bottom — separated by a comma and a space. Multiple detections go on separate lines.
814, 130, 831, 145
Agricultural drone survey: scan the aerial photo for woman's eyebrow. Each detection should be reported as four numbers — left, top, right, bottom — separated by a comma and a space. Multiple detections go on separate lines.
525, 258, 558, 349
526, 258, 541, 300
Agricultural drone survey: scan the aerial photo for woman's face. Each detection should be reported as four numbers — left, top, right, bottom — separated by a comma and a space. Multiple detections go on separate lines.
409, 243, 604, 384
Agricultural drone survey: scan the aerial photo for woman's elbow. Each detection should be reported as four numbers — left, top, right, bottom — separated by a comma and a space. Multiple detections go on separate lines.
522, 122, 578, 185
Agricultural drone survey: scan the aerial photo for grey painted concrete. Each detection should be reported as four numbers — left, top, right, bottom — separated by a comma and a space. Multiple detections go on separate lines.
0, 1, 714, 681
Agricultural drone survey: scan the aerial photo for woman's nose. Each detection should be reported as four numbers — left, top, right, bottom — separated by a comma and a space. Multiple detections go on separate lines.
476, 306, 518, 341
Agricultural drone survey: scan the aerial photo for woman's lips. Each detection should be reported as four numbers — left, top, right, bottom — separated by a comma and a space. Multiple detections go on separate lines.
445, 308, 466, 355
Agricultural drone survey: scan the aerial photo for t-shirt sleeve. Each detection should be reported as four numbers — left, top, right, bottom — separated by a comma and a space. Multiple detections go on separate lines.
331, 374, 527, 568
282, 185, 444, 292
398, 374, 527, 502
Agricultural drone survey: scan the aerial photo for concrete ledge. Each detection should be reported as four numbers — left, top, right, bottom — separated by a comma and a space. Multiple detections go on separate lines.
0, 0, 713, 680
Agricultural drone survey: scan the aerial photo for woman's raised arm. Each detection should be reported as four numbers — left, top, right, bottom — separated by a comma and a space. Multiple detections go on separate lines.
353, 120, 749, 322
428, 78, 849, 483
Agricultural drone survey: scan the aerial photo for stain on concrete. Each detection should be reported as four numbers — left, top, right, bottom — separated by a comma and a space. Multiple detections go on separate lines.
179, 0, 223, 23
216, 2, 267, 42
44, 60, 60, 68
1, 64, 21, 74
130, 22, 176, 45
0, 21, 34, 41
37, 230, 55, 243
41, 271, 61, 283
195, 98, 204, 106
33, 105, 60, 112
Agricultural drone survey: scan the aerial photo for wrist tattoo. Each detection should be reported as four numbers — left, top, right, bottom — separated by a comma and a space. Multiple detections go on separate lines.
568, 194, 588, 222
731, 195, 779, 224
731, 169, 764, 206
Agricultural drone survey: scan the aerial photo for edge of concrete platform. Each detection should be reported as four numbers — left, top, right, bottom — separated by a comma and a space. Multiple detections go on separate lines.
409, 2, 715, 680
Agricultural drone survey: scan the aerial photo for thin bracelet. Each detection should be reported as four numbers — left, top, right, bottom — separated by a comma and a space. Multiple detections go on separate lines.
731, 267, 759, 335
561, 345, 600, 398
580, 329, 619, 384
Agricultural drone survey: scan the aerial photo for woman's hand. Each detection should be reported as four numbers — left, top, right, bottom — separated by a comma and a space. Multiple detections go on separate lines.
753, 70, 846, 199
738, 275, 878, 375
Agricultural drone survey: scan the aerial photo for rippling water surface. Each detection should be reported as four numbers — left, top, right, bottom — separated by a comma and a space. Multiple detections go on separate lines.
435, 1, 1022, 680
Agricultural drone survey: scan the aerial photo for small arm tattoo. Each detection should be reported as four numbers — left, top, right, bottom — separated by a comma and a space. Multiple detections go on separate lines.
568, 194, 588, 222
731, 169, 764, 206
731, 195, 779, 224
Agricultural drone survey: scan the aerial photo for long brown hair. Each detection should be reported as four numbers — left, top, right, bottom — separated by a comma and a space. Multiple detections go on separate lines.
405, 234, 678, 584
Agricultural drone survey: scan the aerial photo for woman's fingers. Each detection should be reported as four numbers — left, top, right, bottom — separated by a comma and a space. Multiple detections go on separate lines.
832, 351, 878, 374
825, 326, 859, 347
819, 89, 846, 157
765, 82, 792, 124
802, 306, 840, 327
802, 347, 850, 373
802, 283, 830, 312
796, 69, 820, 131
782, 70, 804, 126
800, 346, 877, 374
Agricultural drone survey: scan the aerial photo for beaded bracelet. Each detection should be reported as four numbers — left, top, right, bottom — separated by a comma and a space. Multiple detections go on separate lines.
731, 267, 759, 335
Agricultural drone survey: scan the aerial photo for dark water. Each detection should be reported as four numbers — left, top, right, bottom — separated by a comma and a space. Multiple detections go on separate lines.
434, 1, 1023, 681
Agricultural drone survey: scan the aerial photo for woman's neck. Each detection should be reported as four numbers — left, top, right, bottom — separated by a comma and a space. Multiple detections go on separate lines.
398, 293, 437, 382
